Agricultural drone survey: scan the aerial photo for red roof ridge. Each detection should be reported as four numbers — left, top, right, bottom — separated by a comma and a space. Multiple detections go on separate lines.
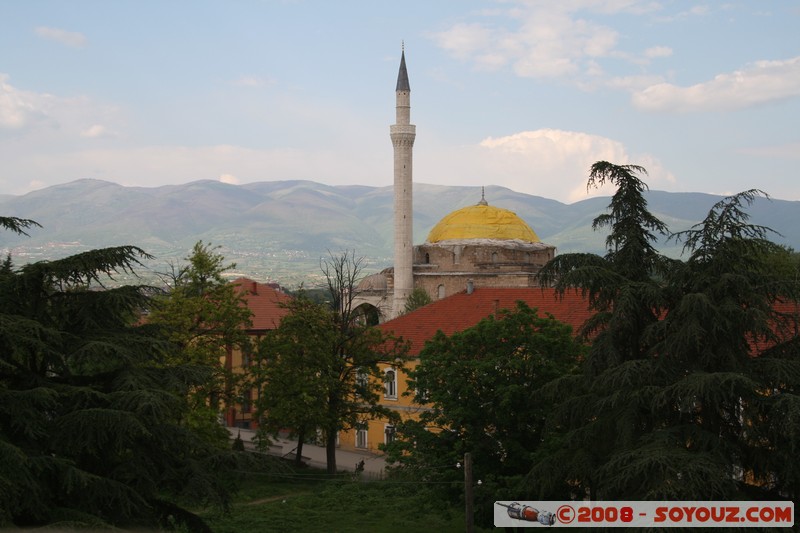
379, 286, 593, 356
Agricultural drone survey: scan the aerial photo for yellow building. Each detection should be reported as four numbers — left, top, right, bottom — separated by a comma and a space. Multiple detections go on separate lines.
223, 277, 291, 429
339, 284, 593, 454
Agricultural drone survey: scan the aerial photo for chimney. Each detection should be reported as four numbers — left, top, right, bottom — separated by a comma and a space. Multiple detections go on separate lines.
251, 280, 258, 295
466, 279, 474, 294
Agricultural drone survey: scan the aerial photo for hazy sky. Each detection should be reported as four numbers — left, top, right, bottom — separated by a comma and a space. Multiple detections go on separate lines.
1, 1, 798, 203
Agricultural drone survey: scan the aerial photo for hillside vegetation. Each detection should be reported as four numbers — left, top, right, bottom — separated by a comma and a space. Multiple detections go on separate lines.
1, 179, 798, 287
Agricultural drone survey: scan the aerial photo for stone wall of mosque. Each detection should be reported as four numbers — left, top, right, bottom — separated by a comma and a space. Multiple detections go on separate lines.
411, 240, 556, 301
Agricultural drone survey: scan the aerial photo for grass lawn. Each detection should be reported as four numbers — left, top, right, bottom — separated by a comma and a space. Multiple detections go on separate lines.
201, 465, 492, 533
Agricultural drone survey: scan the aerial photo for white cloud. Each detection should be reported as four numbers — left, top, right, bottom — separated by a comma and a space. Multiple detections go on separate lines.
219, 173, 240, 184
632, 56, 800, 112
0, 75, 123, 142
0, 74, 52, 129
1, 131, 671, 202
417, 129, 675, 203
433, 23, 493, 61
27, 179, 47, 191
644, 45, 672, 58
81, 124, 113, 138
603, 73, 666, 91
432, 1, 664, 81
34, 26, 87, 48
0, 132, 631, 202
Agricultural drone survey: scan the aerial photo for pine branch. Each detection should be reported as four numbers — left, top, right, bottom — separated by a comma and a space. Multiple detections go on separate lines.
0, 216, 41, 236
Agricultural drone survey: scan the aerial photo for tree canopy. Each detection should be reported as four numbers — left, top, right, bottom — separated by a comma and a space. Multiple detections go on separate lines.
384, 302, 584, 525
0, 228, 248, 529
529, 163, 800, 501
253, 292, 333, 465
147, 241, 253, 442
254, 251, 408, 474
404, 287, 432, 314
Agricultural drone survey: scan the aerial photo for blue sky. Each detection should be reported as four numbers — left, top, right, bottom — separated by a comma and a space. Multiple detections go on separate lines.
1, 1, 798, 203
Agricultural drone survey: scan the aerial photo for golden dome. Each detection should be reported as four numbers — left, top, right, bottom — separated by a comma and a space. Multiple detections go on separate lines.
426, 201, 541, 244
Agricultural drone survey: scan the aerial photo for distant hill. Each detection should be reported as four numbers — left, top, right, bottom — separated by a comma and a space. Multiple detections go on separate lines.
1, 179, 798, 287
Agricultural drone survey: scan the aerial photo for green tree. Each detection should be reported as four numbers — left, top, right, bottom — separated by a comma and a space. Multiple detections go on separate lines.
254, 293, 331, 466
637, 190, 800, 499
0, 216, 40, 236
148, 241, 252, 443
254, 251, 408, 474
404, 286, 432, 314
384, 302, 583, 526
762, 245, 800, 282
319, 251, 409, 473
530, 162, 675, 499
0, 225, 243, 529
531, 165, 800, 501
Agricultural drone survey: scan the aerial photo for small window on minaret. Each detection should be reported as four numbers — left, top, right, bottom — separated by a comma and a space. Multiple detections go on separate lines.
424, 253, 430, 264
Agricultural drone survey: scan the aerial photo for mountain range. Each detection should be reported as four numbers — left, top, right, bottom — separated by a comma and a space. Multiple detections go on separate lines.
1, 179, 798, 287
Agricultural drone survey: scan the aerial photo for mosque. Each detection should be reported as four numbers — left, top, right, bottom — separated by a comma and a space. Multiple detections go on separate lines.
352, 50, 556, 323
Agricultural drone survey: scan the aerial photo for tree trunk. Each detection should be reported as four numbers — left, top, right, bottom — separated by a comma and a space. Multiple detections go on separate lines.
326, 431, 337, 474
294, 427, 305, 467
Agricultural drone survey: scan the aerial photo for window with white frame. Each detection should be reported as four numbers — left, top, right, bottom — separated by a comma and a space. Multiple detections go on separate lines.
355, 368, 369, 397
384, 424, 396, 445
355, 422, 368, 449
384, 368, 397, 400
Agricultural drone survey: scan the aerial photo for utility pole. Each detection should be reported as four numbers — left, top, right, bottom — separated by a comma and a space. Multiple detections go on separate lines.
464, 452, 474, 533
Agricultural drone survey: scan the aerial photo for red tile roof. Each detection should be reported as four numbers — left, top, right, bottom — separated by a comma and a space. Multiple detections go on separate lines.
232, 277, 292, 332
380, 287, 799, 358
751, 299, 800, 353
379, 287, 594, 356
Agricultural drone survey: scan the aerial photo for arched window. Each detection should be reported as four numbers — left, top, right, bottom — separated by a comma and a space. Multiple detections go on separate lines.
491, 251, 499, 263
424, 252, 430, 264
437, 284, 445, 299
384, 368, 397, 400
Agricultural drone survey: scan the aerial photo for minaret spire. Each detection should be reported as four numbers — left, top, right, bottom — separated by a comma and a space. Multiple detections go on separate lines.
390, 45, 416, 318
396, 46, 410, 92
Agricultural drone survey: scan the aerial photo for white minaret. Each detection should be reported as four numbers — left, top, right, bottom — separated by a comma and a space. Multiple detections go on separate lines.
390, 46, 415, 318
